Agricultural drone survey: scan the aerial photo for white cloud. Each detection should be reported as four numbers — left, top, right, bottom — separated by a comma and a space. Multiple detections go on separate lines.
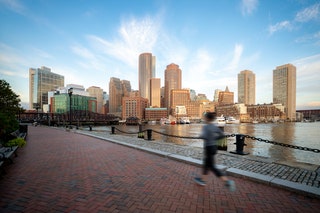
268, 21, 292, 35
268, 3, 320, 36
295, 3, 320, 22
295, 31, 320, 44
0, 0, 26, 15
228, 44, 243, 71
292, 54, 320, 109
87, 15, 161, 69
241, 0, 258, 16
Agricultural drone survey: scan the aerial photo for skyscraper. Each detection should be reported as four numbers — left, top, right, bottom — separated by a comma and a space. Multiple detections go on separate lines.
139, 53, 156, 102
121, 80, 132, 97
238, 70, 256, 105
164, 63, 182, 110
109, 77, 122, 116
150, 78, 161, 107
29, 66, 64, 111
109, 77, 131, 117
273, 64, 296, 121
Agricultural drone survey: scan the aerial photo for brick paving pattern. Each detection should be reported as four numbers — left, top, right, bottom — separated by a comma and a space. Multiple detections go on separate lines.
84, 129, 320, 188
0, 126, 319, 212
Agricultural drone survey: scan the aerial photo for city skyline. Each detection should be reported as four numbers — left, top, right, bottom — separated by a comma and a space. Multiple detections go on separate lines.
1, 0, 319, 110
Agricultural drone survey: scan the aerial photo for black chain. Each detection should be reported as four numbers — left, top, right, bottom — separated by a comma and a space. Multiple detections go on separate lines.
242, 134, 320, 153
152, 129, 201, 139
111, 127, 319, 153
113, 127, 140, 134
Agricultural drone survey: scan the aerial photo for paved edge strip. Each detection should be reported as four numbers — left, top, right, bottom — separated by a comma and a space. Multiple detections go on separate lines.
76, 130, 320, 199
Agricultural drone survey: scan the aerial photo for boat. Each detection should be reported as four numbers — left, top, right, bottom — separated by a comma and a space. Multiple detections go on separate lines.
226, 117, 240, 124
214, 116, 226, 127
148, 120, 157, 125
160, 117, 170, 125
252, 120, 259, 124
177, 117, 190, 124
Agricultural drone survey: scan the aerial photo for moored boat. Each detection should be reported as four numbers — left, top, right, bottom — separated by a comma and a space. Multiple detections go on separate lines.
226, 117, 240, 124
214, 116, 226, 127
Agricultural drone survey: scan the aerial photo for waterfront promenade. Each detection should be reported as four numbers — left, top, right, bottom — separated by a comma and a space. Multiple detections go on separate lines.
0, 126, 319, 212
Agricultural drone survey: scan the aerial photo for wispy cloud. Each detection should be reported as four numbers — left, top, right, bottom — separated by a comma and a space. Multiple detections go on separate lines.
241, 0, 258, 16
295, 3, 320, 22
87, 15, 161, 69
292, 54, 320, 109
228, 44, 243, 71
295, 31, 320, 45
268, 20, 292, 35
268, 3, 320, 35
0, 0, 26, 15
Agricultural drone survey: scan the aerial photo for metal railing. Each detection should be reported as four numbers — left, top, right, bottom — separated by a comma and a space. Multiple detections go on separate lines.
109, 126, 320, 154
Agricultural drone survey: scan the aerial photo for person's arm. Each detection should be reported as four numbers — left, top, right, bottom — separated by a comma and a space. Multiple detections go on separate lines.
213, 125, 225, 140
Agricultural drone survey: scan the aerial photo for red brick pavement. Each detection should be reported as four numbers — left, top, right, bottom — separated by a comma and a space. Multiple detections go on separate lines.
0, 126, 319, 213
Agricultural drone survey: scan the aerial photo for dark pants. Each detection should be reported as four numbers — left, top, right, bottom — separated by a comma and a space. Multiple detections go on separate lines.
203, 145, 223, 177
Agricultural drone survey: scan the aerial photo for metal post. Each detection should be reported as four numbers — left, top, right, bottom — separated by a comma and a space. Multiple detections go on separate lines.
111, 126, 115, 134
147, 129, 152, 141
230, 134, 249, 155
68, 88, 73, 129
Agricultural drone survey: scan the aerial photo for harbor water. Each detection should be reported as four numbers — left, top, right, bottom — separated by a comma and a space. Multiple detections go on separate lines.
96, 122, 320, 166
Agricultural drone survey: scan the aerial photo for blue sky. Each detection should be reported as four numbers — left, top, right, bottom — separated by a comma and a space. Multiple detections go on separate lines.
0, 0, 319, 110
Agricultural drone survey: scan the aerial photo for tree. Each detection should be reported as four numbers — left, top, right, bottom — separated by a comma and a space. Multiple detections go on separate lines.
0, 79, 21, 114
0, 79, 22, 142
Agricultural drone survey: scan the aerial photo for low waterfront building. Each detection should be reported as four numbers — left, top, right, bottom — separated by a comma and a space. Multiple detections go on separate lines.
145, 108, 168, 121
247, 103, 285, 122
216, 103, 285, 123
50, 93, 97, 114
49, 85, 97, 114
216, 104, 244, 120
122, 96, 149, 120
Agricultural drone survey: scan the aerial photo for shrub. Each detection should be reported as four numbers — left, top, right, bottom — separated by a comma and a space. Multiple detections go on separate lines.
5, 137, 26, 147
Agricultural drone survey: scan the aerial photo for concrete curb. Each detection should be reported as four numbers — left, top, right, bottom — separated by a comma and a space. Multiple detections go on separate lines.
78, 131, 320, 199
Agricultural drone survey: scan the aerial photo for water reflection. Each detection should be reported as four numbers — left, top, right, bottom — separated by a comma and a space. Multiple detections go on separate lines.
99, 122, 320, 165
270, 123, 295, 162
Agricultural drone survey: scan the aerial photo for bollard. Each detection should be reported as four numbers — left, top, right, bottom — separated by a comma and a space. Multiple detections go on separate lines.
89, 125, 92, 131
147, 129, 153, 141
230, 134, 249, 155
111, 126, 115, 134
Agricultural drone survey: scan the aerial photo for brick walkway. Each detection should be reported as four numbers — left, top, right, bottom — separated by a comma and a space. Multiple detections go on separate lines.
0, 126, 319, 213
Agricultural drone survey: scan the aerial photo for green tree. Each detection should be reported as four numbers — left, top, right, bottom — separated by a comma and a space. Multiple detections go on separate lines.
0, 79, 22, 143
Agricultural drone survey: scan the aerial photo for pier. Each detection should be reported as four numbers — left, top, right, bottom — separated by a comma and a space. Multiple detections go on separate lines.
0, 126, 319, 212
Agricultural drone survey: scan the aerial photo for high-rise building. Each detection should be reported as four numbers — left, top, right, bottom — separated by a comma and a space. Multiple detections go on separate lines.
218, 86, 234, 106
214, 89, 221, 102
87, 86, 104, 114
109, 77, 122, 116
273, 64, 296, 121
139, 53, 156, 102
150, 78, 161, 107
164, 63, 182, 110
29, 66, 64, 111
109, 77, 131, 117
170, 89, 190, 116
238, 70, 256, 105
121, 80, 131, 97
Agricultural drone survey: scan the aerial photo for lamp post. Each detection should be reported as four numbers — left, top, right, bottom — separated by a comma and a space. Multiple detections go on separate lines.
68, 88, 73, 129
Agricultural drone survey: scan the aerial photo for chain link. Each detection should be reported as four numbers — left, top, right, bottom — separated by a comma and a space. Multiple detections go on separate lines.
111, 127, 319, 153
243, 134, 320, 153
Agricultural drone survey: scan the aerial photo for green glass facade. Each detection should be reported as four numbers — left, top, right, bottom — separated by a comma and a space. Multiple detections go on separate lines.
53, 94, 97, 113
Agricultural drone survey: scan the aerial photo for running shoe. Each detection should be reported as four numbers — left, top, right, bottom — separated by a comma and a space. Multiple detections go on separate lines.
194, 177, 206, 186
226, 180, 236, 192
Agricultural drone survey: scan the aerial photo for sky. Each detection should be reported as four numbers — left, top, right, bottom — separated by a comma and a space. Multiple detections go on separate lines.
0, 0, 319, 110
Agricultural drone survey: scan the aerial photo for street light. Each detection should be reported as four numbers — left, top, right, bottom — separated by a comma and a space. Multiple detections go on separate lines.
68, 88, 73, 129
